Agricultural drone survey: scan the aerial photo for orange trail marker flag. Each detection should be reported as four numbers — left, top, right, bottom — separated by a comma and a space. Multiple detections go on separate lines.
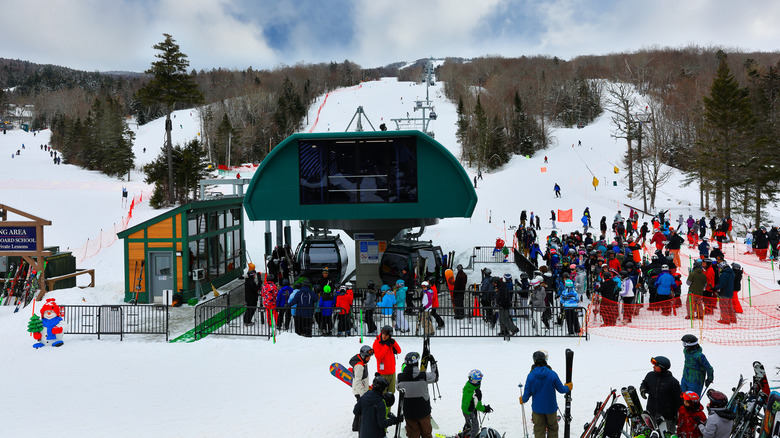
541, 167, 547, 173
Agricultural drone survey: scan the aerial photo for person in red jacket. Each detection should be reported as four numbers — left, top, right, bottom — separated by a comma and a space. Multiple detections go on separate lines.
372, 325, 402, 392
651, 229, 667, 252
702, 259, 716, 315
677, 391, 707, 438
335, 284, 354, 335
429, 281, 445, 329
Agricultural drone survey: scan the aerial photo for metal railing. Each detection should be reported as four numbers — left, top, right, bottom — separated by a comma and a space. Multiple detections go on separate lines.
195, 302, 588, 340
472, 245, 516, 264
61, 304, 169, 341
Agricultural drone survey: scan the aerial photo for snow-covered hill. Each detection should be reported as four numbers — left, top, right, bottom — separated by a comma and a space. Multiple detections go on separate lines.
0, 78, 778, 438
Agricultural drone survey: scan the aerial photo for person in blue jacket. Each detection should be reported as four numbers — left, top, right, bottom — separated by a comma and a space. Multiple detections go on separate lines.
559, 279, 581, 335
377, 285, 396, 319
521, 351, 572, 438
289, 279, 315, 337
654, 265, 676, 316
275, 279, 294, 331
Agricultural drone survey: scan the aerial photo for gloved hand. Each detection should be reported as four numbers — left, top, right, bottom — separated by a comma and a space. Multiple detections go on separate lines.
388, 413, 397, 424
518, 396, 524, 405
395, 414, 405, 424
484, 405, 494, 413
33, 331, 42, 341
705, 379, 713, 387
52, 326, 63, 335
355, 394, 360, 401
641, 389, 648, 399
565, 382, 573, 391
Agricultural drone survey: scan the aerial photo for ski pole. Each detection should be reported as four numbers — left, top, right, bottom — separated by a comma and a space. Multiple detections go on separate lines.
360, 308, 363, 344
518, 383, 530, 438
747, 276, 752, 307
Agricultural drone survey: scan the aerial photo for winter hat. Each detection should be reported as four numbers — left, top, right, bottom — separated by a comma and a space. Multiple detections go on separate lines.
533, 350, 548, 365
247, 263, 256, 271
380, 285, 390, 292
396, 279, 405, 286
651, 356, 671, 370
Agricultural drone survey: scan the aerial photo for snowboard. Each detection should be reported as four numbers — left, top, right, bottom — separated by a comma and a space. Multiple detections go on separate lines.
621, 386, 643, 418
445, 269, 455, 291
601, 403, 628, 438
329, 362, 353, 387
761, 391, 780, 438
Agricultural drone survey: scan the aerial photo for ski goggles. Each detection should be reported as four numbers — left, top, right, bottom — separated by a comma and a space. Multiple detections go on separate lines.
650, 357, 659, 366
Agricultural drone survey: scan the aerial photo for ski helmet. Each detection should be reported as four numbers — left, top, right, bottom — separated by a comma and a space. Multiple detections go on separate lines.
681, 334, 698, 347
530, 277, 542, 287
483, 268, 492, 276
405, 352, 420, 366
732, 263, 741, 270
323, 285, 331, 294
372, 376, 390, 392
468, 369, 483, 384
477, 428, 503, 438
682, 391, 700, 402
706, 389, 728, 408
380, 284, 390, 292
380, 325, 393, 335
651, 356, 671, 370
565, 279, 574, 288
247, 263, 256, 271
396, 279, 405, 286
533, 350, 548, 364
366, 280, 376, 289
360, 345, 374, 359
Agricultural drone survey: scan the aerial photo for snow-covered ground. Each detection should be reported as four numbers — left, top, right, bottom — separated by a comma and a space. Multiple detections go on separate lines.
1, 77, 779, 438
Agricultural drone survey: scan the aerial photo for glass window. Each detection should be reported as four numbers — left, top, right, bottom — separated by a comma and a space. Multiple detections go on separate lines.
231, 208, 242, 225
304, 244, 339, 268
380, 252, 408, 279
188, 215, 198, 237
299, 137, 417, 205
299, 141, 327, 204
218, 210, 225, 230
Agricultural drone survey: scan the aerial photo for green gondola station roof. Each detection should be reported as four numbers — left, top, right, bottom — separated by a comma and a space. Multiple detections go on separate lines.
243, 130, 477, 222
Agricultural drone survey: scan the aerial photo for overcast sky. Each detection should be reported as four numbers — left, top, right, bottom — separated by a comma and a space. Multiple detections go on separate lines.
3, 0, 779, 73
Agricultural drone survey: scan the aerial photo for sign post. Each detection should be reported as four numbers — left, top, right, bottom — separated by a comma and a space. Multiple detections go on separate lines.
0, 205, 52, 301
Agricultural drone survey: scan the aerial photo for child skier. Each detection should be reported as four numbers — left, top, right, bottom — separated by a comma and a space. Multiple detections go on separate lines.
699, 389, 734, 438
680, 334, 714, 396
460, 369, 492, 438
677, 391, 707, 438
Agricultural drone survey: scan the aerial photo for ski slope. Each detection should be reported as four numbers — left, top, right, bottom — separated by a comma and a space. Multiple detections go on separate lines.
0, 78, 778, 438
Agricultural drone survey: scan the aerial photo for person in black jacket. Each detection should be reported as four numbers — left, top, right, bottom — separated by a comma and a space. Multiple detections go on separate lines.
666, 229, 685, 268
495, 277, 519, 337
640, 356, 682, 432
453, 265, 468, 320
354, 376, 403, 438
597, 271, 619, 326
244, 263, 260, 326
397, 352, 439, 438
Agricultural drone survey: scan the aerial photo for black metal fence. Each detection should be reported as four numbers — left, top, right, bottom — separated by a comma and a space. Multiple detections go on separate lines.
472, 245, 515, 264
201, 302, 588, 340
61, 304, 169, 341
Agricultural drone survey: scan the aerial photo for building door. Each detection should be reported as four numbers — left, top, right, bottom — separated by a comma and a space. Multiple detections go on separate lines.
148, 251, 173, 304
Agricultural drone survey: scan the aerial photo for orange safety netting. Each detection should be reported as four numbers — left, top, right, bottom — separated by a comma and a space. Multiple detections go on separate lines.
585, 293, 780, 346
70, 192, 145, 264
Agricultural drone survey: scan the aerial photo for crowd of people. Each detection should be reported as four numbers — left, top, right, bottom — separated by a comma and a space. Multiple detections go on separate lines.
348, 332, 742, 438
512, 206, 747, 328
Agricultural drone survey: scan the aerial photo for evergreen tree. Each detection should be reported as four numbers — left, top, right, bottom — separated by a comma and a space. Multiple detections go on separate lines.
485, 115, 509, 170
473, 95, 488, 170
701, 52, 755, 216
137, 33, 205, 206
144, 139, 209, 207
456, 96, 472, 164
274, 76, 305, 140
